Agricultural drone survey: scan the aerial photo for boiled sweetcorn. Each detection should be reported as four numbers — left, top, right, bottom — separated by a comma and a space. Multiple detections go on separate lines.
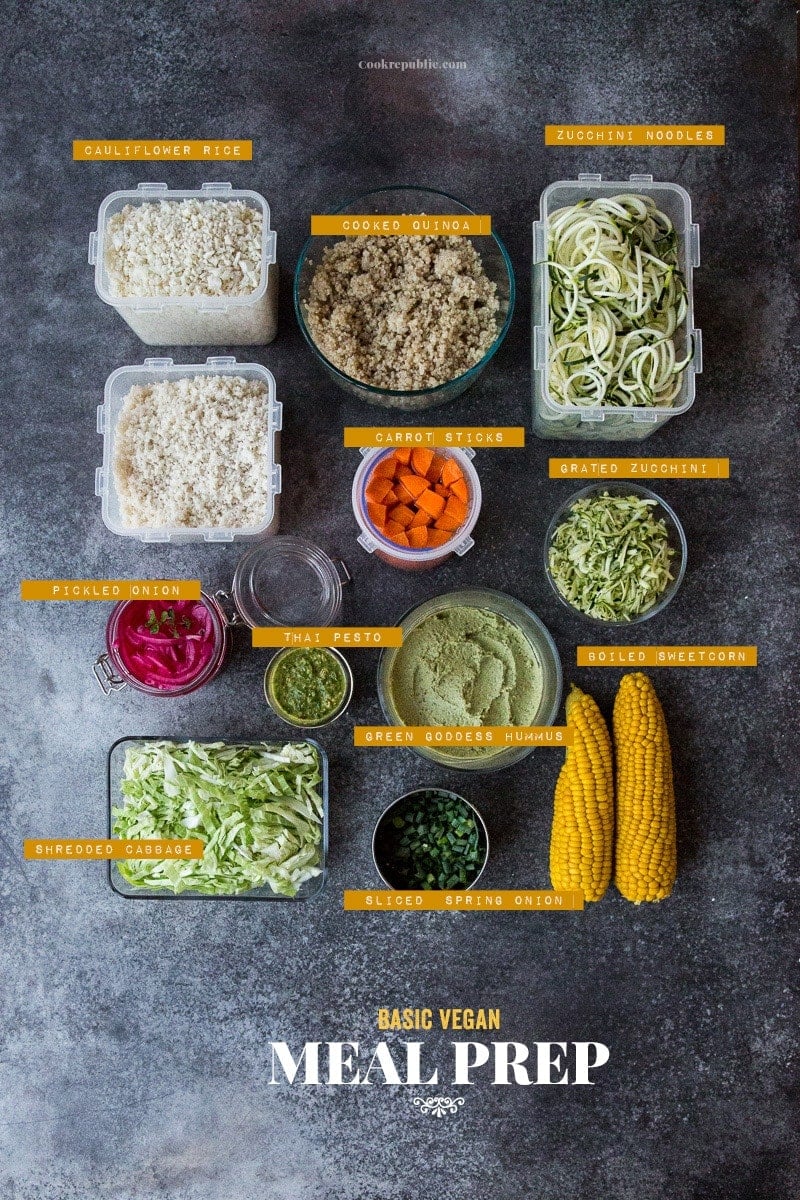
613, 672, 677, 903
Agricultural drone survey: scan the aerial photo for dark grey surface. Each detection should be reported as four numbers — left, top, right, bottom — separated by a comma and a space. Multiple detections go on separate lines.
2, 1, 799, 1197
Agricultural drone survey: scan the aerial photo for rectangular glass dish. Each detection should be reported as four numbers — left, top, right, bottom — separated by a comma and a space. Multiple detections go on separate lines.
107, 737, 329, 902
532, 173, 702, 441
89, 182, 278, 346
95, 356, 282, 543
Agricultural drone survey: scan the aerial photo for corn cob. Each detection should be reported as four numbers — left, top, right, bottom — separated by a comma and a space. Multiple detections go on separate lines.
613, 672, 676, 903
549, 684, 614, 902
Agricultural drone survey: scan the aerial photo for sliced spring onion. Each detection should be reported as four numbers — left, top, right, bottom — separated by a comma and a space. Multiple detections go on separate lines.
112, 740, 324, 897
548, 492, 676, 621
546, 194, 690, 408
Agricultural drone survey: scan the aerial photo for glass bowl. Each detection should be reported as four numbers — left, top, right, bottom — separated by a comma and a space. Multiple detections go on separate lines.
294, 186, 515, 411
372, 787, 489, 890
231, 536, 345, 628
544, 482, 688, 626
264, 646, 354, 729
377, 588, 563, 772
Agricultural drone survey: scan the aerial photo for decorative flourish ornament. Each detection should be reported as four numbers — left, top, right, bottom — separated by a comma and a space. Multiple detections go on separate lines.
412, 1096, 466, 1118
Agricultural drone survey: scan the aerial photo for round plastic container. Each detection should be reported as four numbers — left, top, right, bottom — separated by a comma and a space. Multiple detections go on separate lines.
294, 186, 515, 411
352, 447, 482, 571
232, 536, 347, 627
96, 593, 230, 697
372, 788, 489, 890
377, 588, 563, 772
264, 646, 354, 729
544, 482, 687, 626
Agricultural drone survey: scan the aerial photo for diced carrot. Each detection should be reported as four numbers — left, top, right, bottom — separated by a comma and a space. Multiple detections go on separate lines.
408, 508, 433, 528
443, 495, 468, 523
434, 483, 449, 498
395, 448, 412, 465
394, 478, 418, 505
411, 447, 435, 478
416, 488, 446, 519
396, 471, 428, 499
407, 526, 428, 549
367, 501, 388, 526
434, 512, 461, 532
384, 520, 405, 537
440, 458, 463, 487
371, 454, 397, 480
426, 528, 453, 548
426, 454, 447, 483
383, 488, 399, 505
449, 477, 469, 503
389, 503, 416, 528
365, 476, 393, 504
386, 529, 410, 548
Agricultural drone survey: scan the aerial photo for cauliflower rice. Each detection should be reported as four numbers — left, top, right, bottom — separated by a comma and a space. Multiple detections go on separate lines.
113, 375, 271, 529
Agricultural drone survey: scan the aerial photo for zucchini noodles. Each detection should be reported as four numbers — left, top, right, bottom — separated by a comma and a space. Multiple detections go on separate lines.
546, 194, 691, 408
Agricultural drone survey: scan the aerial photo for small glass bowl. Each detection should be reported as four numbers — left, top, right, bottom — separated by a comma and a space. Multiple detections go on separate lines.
264, 646, 354, 729
544, 482, 688, 626
232, 536, 346, 628
294, 186, 515, 411
372, 787, 489, 890
377, 588, 563, 772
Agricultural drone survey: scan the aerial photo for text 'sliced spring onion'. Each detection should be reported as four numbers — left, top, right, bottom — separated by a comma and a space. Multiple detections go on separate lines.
547, 194, 691, 408
112, 740, 324, 897
548, 492, 676, 622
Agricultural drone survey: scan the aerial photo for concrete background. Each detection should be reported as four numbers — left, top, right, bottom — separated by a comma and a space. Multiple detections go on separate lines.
1, 1, 798, 1197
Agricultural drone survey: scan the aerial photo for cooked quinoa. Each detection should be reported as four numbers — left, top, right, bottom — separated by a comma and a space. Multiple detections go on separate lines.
303, 235, 500, 390
113, 375, 271, 529
105, 199, 263, 298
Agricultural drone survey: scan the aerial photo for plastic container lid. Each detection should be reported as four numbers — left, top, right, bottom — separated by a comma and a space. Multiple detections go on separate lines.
352, 447, 482, 568
231, 536, 346, 628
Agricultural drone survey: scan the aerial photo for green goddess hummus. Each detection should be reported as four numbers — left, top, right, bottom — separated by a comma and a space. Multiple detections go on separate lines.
388, 605, 544, 755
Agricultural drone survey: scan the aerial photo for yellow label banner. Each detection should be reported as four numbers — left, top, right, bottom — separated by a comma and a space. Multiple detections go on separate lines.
311, 214, 491, 236
577, 646, 758, 667
545, 124, 725, 146
252, 626, 402, 648
20, 579, 201, 601
354, 726, 572, 747
344, 890, 584, 911
24, 839, 204, 860
549, 457, 730, 479
344, 426, 525, 448
73, 140, 252, 160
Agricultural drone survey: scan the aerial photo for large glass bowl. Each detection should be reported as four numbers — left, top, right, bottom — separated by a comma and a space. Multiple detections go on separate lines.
294, 186, 515, 411
544, 482, 688, 626
377, 588, 563, 772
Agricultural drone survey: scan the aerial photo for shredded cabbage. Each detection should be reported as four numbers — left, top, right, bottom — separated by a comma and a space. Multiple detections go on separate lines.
112, 740, 324, 897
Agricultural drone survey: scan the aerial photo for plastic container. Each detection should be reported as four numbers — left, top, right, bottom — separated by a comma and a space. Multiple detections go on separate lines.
89, 182, 278, 345
96, 357, 281, 543
352, 447, 482, 570
93, 592, 230, 696
372, 788, 489, 890
294, 186, 515, 411
544, 482, 687, 625
264, 646, 354, 728
377, 588, 563, 773
532, 173, 702, 441
107, 736, 328, 901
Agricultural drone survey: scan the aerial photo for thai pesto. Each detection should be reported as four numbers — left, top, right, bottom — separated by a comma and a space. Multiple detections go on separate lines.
268, 648, 348, 724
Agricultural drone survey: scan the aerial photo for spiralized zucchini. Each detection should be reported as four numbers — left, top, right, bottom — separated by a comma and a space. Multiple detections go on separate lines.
547, 194, 691, 409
